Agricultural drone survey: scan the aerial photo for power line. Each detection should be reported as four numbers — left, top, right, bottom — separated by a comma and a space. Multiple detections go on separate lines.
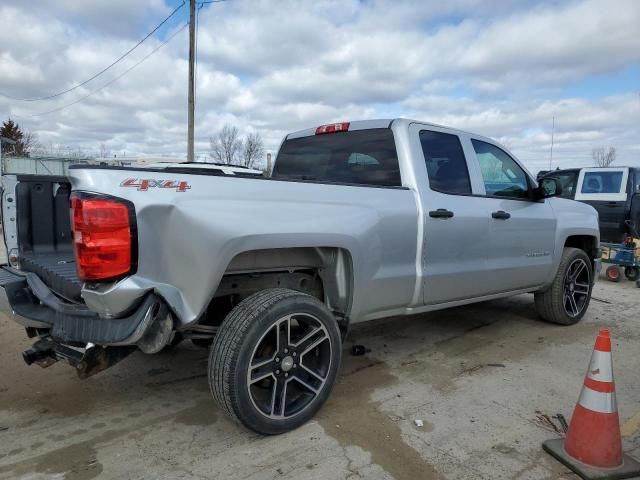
27, 23, 189, 117
0, 1, 186, 102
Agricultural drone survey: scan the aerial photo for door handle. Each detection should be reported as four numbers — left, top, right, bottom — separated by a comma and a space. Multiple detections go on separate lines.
491, 210, 511, 220
429, 208, 454, 219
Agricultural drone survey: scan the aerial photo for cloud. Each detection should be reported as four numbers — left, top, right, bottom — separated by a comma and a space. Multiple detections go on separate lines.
0, 0, 637, 174
402, 92, 640, 172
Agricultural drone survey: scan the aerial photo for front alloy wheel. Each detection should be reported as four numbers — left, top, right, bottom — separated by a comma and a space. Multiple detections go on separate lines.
535, 247, 593, 325
563, 258, 590, 318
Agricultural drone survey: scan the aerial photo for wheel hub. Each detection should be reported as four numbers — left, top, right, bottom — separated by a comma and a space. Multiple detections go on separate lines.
280, 355, 294, 372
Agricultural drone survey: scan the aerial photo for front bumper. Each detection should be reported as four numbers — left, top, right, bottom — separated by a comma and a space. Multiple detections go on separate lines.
0, 265, 162, 345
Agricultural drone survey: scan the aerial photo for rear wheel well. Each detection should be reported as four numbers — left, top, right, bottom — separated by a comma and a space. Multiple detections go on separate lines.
198, 247, 353, 335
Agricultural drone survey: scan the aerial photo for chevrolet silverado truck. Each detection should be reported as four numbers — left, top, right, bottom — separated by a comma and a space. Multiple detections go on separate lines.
0, 119, 600, 434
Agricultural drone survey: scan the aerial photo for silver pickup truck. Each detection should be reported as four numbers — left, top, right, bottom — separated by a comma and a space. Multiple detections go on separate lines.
0, 118, 600, 434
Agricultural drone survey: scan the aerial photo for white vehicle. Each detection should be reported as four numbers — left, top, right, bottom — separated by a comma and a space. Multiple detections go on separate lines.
540, 167, 640, 243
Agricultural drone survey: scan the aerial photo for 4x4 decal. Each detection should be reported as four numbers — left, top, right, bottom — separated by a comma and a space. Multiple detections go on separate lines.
121, 178, 191, 192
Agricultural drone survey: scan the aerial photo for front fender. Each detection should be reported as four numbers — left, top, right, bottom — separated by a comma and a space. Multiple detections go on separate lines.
545, 198, 600, 287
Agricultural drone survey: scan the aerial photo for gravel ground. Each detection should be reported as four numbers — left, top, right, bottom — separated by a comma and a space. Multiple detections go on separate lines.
0, 273, 639, 480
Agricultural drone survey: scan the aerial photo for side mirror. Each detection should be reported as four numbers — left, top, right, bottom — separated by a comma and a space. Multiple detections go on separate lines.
537, 177, 563, 199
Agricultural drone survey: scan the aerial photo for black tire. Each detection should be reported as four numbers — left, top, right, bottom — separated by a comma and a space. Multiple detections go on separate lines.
606, 265, 622, 282
209, 288, 341, 435
624, 266, 639, 281
535, 247, 593, 325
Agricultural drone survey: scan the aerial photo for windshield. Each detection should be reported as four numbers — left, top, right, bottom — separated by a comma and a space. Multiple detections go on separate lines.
273, 128, 401, 187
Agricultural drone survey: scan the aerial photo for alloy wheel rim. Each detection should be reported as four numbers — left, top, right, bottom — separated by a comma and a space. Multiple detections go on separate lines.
563, 258, 590, 317
246, 313, 332, 419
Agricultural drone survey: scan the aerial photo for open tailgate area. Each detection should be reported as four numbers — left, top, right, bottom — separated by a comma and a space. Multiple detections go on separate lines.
9, 175, 82, 301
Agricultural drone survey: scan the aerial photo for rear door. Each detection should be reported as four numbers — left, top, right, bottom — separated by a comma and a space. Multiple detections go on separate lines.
575, 168, 629, 242
467, 138, 557, 293
408, 124, 494, 305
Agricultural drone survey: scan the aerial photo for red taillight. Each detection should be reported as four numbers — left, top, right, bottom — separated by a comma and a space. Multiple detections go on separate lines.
70, 194, 136, 281
315, 122, 350, 135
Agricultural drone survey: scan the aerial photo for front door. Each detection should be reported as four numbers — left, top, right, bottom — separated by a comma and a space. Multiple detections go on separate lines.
468, 138, 557, 293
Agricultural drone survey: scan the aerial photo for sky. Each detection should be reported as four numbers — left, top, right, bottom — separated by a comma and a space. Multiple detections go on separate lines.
0, 0, 638, 173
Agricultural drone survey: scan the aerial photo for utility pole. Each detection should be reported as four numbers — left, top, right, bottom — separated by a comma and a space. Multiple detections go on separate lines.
549, 116, 555, 170
187, 0, 196, 162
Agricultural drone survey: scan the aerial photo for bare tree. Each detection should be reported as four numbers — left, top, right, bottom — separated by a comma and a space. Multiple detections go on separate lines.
210, 124, 242, 165
242, 132, 265, 168
592, 147, 616, 167
22, 131, 40, 157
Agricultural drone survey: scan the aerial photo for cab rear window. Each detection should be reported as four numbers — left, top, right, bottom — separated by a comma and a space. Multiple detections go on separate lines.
273, 129, 401, 187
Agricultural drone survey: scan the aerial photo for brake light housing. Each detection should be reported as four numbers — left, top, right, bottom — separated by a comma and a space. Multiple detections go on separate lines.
315, 122, 350, 135
70, 193, 137, 282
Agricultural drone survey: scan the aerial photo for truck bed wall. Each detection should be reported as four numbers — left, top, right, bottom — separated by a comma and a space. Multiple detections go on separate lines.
15, 175, 73, 255
68, 167, 421, 324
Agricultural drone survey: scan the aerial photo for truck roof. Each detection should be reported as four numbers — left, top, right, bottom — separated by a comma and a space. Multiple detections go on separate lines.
285, 118, 486, 141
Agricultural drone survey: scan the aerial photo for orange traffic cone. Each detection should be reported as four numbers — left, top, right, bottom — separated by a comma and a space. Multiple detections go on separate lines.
543, 329, 640, 479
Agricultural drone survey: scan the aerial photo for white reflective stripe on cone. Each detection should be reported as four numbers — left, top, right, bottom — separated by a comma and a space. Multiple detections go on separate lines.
579, 386, 618, 414
586, 350, 614, 383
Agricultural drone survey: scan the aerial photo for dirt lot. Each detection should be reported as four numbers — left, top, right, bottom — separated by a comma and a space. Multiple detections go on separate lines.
0, 275, 639, 480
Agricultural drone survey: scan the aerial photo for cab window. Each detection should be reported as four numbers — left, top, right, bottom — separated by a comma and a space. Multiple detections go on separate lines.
273, 129, 401, 187
471, 139, 530, 199
420, 130, 472, 195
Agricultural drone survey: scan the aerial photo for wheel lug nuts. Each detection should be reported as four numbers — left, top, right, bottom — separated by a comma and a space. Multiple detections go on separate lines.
275, 357, 280, 363
284, 348, 289, 354
292, 352, 297, 357
284, 373, 289, 377
276, 369, 280, 375
293, 364, 297, 368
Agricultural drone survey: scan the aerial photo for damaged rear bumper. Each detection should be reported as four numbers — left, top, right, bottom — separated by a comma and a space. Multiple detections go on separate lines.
0, 265, 164, 346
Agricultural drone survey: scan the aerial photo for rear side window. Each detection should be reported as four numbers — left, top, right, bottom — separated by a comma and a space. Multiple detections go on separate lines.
273, 129, 401, 187
581, 171, 624, 194
420, 130, 471, 195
